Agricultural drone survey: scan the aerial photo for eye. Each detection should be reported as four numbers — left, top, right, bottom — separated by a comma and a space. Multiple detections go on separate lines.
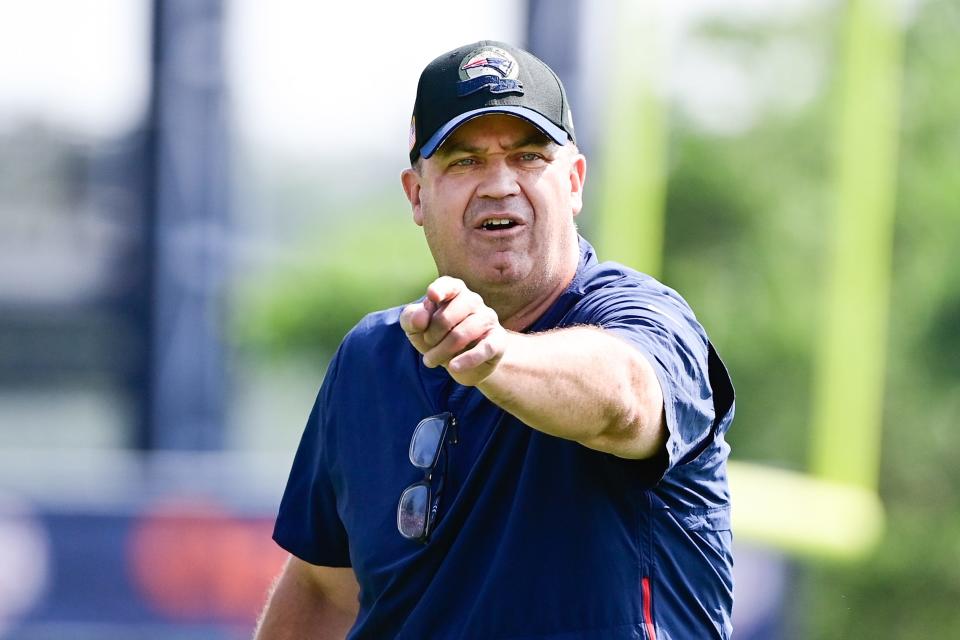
517, 152, 544, 162
451, 157, 478, 167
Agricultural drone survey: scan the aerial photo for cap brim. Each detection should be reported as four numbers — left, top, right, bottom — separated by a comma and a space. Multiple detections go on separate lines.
419, 106, 569, 159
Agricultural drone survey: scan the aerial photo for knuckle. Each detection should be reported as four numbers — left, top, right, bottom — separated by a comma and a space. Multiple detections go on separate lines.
432, 314, 452, 334
480, 340, 493, 358
448, 327, 469, 347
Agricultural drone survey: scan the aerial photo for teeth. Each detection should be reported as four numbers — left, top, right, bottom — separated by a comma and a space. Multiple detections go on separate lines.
483, 218, 513, 228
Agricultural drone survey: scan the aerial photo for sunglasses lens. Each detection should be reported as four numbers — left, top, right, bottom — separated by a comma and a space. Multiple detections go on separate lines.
397, 482, 430, 540
409, 415, 447, 469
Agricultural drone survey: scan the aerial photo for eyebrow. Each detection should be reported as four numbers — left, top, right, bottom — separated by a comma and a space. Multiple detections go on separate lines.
436, 131, 554, 158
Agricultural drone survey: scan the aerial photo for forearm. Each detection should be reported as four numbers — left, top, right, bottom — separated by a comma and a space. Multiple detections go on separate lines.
478, 326, 666, 459
254, 558, 357, 640
399, 278, 667, 458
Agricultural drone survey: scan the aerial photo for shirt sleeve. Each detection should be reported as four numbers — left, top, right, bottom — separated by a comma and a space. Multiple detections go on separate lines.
272, 349, 352, 567
572, 276, 730, 474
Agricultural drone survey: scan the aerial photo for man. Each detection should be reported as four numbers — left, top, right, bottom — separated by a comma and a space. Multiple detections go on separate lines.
255, 41, 735, 640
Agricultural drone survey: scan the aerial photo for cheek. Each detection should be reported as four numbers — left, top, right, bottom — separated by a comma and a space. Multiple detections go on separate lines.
532, 182, 573, 232
421, 183, 468, 227
419, 199, 457, 258
420, 203, 451, 238
418, 190, 443, 231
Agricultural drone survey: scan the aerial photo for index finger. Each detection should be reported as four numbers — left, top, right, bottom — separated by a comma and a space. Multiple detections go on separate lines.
426, 276, 466, 306
399, 301, 431, 335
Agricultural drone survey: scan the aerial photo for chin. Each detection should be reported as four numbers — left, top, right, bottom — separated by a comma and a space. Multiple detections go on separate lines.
479, 259, 530, 284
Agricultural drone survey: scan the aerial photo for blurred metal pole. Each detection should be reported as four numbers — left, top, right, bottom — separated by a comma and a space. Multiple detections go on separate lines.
140, 0, 229, 450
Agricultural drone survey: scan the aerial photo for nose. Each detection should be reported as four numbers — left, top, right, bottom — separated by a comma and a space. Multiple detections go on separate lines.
475, 158, 521, 199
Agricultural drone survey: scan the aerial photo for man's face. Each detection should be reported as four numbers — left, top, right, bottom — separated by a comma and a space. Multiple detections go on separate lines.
401, 114, 586, 303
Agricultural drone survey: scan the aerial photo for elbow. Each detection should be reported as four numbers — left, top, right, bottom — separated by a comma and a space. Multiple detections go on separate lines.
585, 353, 668, 460
625, 403, 668, 460
592, 401, 666, 461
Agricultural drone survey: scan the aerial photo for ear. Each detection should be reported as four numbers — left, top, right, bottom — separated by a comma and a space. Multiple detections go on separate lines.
569, 153, 587, 217
401, 168, 424, 226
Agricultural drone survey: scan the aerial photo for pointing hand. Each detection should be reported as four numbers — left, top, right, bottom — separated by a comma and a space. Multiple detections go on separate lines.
399, 277, 508, 387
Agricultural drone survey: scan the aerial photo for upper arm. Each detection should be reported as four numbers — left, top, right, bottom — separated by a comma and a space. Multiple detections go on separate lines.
287, 556, 360, 616
600, 332, 668, 460
573, 278, 731, 472
274, 349, 352, 567
254, 555, 359, 639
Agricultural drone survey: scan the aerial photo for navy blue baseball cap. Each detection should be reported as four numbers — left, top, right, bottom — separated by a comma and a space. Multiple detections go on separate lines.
408, 40, 577, 164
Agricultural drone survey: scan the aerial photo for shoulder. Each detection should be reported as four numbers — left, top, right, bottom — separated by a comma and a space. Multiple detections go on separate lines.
583, 260, 685, 300
336, 305, 409, 360
316, 304, 419, 413
570, 260, 702, 331
345, 305, 404, 339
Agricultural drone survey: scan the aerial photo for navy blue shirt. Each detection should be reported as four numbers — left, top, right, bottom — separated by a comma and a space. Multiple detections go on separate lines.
274, 238, 735, 639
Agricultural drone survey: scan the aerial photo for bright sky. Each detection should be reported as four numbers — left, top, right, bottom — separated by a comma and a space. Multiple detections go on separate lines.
228, 0, 523, 154
0, 0, 149, 138
0, 0, 842, 150
0, 0, 522, 150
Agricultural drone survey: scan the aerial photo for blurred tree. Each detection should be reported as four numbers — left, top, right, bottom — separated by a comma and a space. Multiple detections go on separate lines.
233, 191, 435, 364
802, 0, 960, 637
661, 1, 960, 638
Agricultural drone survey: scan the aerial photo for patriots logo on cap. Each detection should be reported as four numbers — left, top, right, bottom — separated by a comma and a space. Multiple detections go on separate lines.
457, 46, 523, 97
461, 55, 514, 78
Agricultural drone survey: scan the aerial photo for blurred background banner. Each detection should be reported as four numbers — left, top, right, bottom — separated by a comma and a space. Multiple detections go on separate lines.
1, 0, 958, 639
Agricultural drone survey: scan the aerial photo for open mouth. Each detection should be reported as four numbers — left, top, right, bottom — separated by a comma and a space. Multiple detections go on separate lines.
480, 218, 520, 231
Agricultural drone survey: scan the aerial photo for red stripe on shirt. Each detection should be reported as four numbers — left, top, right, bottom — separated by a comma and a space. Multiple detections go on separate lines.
642, 577, 656, 640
